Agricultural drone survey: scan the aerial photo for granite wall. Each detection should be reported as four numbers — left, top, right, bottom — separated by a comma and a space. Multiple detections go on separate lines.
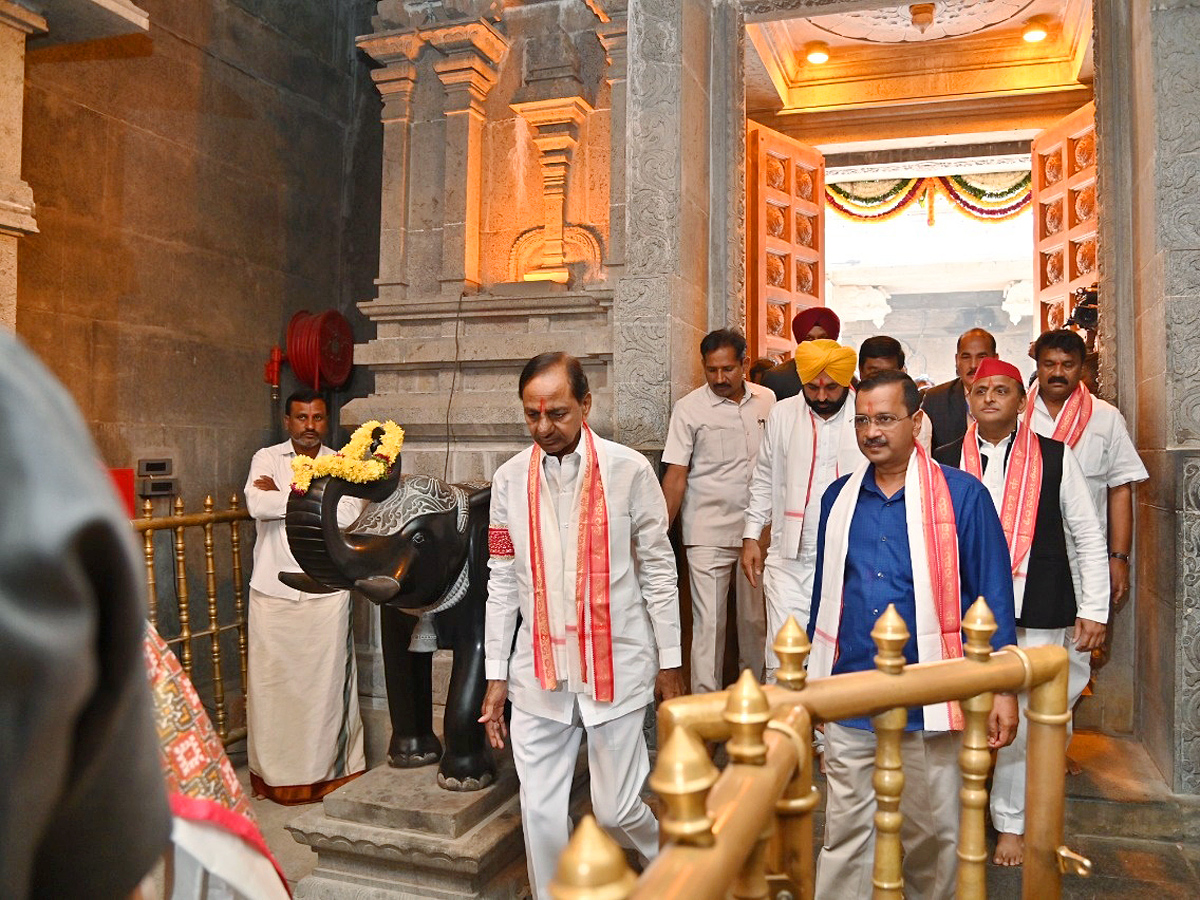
17, 0, 382, 510
1128, 0, 1200, 794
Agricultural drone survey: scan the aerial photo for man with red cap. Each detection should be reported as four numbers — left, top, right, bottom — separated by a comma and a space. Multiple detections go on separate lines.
934, 357, 1109, 867
760, 306, 842, 401
742, 339, 862, 677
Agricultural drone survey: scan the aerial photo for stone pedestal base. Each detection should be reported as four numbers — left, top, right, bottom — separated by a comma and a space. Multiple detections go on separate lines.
287, 759, 530, 899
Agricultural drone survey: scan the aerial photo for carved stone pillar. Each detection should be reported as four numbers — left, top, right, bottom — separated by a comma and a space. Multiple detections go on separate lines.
0, 2, 46, 329
595, 3, 628, 269
429, 21, 508, 293
510, 97, 593, 284
358, 31, 423, 304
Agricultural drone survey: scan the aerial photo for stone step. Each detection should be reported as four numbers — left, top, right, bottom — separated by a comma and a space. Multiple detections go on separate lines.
1063, 732, 1200, 844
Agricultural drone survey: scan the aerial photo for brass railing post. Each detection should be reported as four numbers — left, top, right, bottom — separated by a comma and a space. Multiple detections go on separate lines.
769, 618, 816, 899
172, 497, 193, 675
202, 496, 227, 740
550, 815, 635, 900
141, 499, 158, 625
648, 725, 719, 847
767, 705, 818, 900
725, 671, 771, 899
957, 598, 998, 899
1023, 648, 1070, 899
870, 605, 908, 900
229, 493, 248, 698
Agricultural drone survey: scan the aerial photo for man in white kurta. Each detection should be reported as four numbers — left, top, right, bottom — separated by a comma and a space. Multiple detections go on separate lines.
1026, 329, 1148, 613
934, 358, 1109, 866
741, 340, 862, 675
244, 391, 366, 804
479, 353, 683, 900
662, 328, 774, 692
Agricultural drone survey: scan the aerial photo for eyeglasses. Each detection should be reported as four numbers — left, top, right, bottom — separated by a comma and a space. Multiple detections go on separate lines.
852, 413, 913, 430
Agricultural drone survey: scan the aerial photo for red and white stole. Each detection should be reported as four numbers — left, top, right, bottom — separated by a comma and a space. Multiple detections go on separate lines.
780, 396, 859, 559
809, 444, 965, 731
526, 424, 615, 702
962, 421, 1041, 585
1026, 382, 1092, 448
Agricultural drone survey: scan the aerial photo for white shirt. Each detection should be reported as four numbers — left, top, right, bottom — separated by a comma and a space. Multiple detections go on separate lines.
743, 394, 862, 562
1028, 394, 1148, 523
485, 435, 681, 726
973, 431, 1110, 622
244, 440, 365, 599
662, 382, 776, 547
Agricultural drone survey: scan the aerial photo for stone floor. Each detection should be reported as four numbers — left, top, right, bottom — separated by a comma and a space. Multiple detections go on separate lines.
234, 731, 1200, 898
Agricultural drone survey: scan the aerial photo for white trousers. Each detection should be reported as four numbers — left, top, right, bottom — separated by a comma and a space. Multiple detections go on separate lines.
510, 703, 658, 900
815, 724, 961, 900
685, 545, 766, 693
990, 626, 1092, 835
762, 555, 814, 678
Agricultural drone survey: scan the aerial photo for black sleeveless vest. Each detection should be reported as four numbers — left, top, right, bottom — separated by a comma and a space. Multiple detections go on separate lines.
993, 436, 1077, 629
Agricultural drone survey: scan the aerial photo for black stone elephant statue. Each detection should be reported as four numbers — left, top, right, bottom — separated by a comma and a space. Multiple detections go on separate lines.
280, 461, 496, 791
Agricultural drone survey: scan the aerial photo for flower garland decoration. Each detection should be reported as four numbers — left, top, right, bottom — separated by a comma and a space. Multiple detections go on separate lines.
825, 171, 1032, 224
290, 420, 405, 494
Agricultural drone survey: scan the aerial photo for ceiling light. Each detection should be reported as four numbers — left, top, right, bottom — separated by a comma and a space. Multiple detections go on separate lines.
1023, 17, 1049, 43
805, 41, 830, 65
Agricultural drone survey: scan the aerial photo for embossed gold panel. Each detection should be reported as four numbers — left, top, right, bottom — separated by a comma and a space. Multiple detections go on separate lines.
1032, 102, 1097, 331
747, 123, 825, 361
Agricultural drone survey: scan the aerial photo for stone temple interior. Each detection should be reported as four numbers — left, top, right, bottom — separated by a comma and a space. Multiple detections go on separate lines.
6, 0, 1200, 892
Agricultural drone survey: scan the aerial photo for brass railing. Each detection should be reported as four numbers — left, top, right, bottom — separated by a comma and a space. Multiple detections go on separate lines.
133, 495, 252, 746
550, 599, 1091, 900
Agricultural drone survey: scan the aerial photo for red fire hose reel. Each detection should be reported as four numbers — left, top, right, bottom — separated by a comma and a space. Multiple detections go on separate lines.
263, 310, 354, 391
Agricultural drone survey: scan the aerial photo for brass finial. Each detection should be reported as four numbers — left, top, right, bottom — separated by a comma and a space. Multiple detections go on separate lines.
773, 615, 811, 690
961, 597, 998, 662
647, 726, 718, 846
229, 493, 241, 510
141, 498, 154, 519
549, 815, 636, 900
204, 495, 214, 513
872, 604, 909, 675
173, 496, 185, 516
724, 669, 771, 765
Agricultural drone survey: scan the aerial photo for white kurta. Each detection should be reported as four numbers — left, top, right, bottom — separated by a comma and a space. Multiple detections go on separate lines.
969, 432, 1109, 621
743, 395, 862, 649
485, 435, 681, 900
484, 435, 681, 726
964, 431, 1110, 836
244, 441, 366, 792
1027, 394, 1148, 523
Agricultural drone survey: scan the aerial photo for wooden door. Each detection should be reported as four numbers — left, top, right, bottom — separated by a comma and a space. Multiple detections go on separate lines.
1031, 102, 1097, 332
747, 123, 825, 362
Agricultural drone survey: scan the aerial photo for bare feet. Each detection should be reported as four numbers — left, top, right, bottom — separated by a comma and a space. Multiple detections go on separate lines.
993, 832, 1024, 867
1066, 755, 1082, 776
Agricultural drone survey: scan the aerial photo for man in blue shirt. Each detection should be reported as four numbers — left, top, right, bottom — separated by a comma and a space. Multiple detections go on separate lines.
807, 369, 1019, 900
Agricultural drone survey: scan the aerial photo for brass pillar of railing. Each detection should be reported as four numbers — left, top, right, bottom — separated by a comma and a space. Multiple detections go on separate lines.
552, 598, 1090, 900
134, 495, 252, 746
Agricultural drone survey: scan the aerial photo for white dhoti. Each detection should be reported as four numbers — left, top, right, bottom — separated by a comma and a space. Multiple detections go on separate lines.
511, 702, 658, 900
815, 723, 962, 900
990, 626, 1092, 835
685, 545, 766, 692
247, 588, 366, 801
762, 554, 814, 677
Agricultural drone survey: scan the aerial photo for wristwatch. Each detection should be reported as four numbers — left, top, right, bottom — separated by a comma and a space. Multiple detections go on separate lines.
1109, 551, 1130, 562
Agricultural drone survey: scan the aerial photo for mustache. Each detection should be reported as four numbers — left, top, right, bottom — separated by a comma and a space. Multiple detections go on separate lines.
1047, 377, 1070, 385
864, 437, 888, 448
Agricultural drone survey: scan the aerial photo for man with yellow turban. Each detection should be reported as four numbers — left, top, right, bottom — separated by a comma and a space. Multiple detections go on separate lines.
741, 339, 863, 676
